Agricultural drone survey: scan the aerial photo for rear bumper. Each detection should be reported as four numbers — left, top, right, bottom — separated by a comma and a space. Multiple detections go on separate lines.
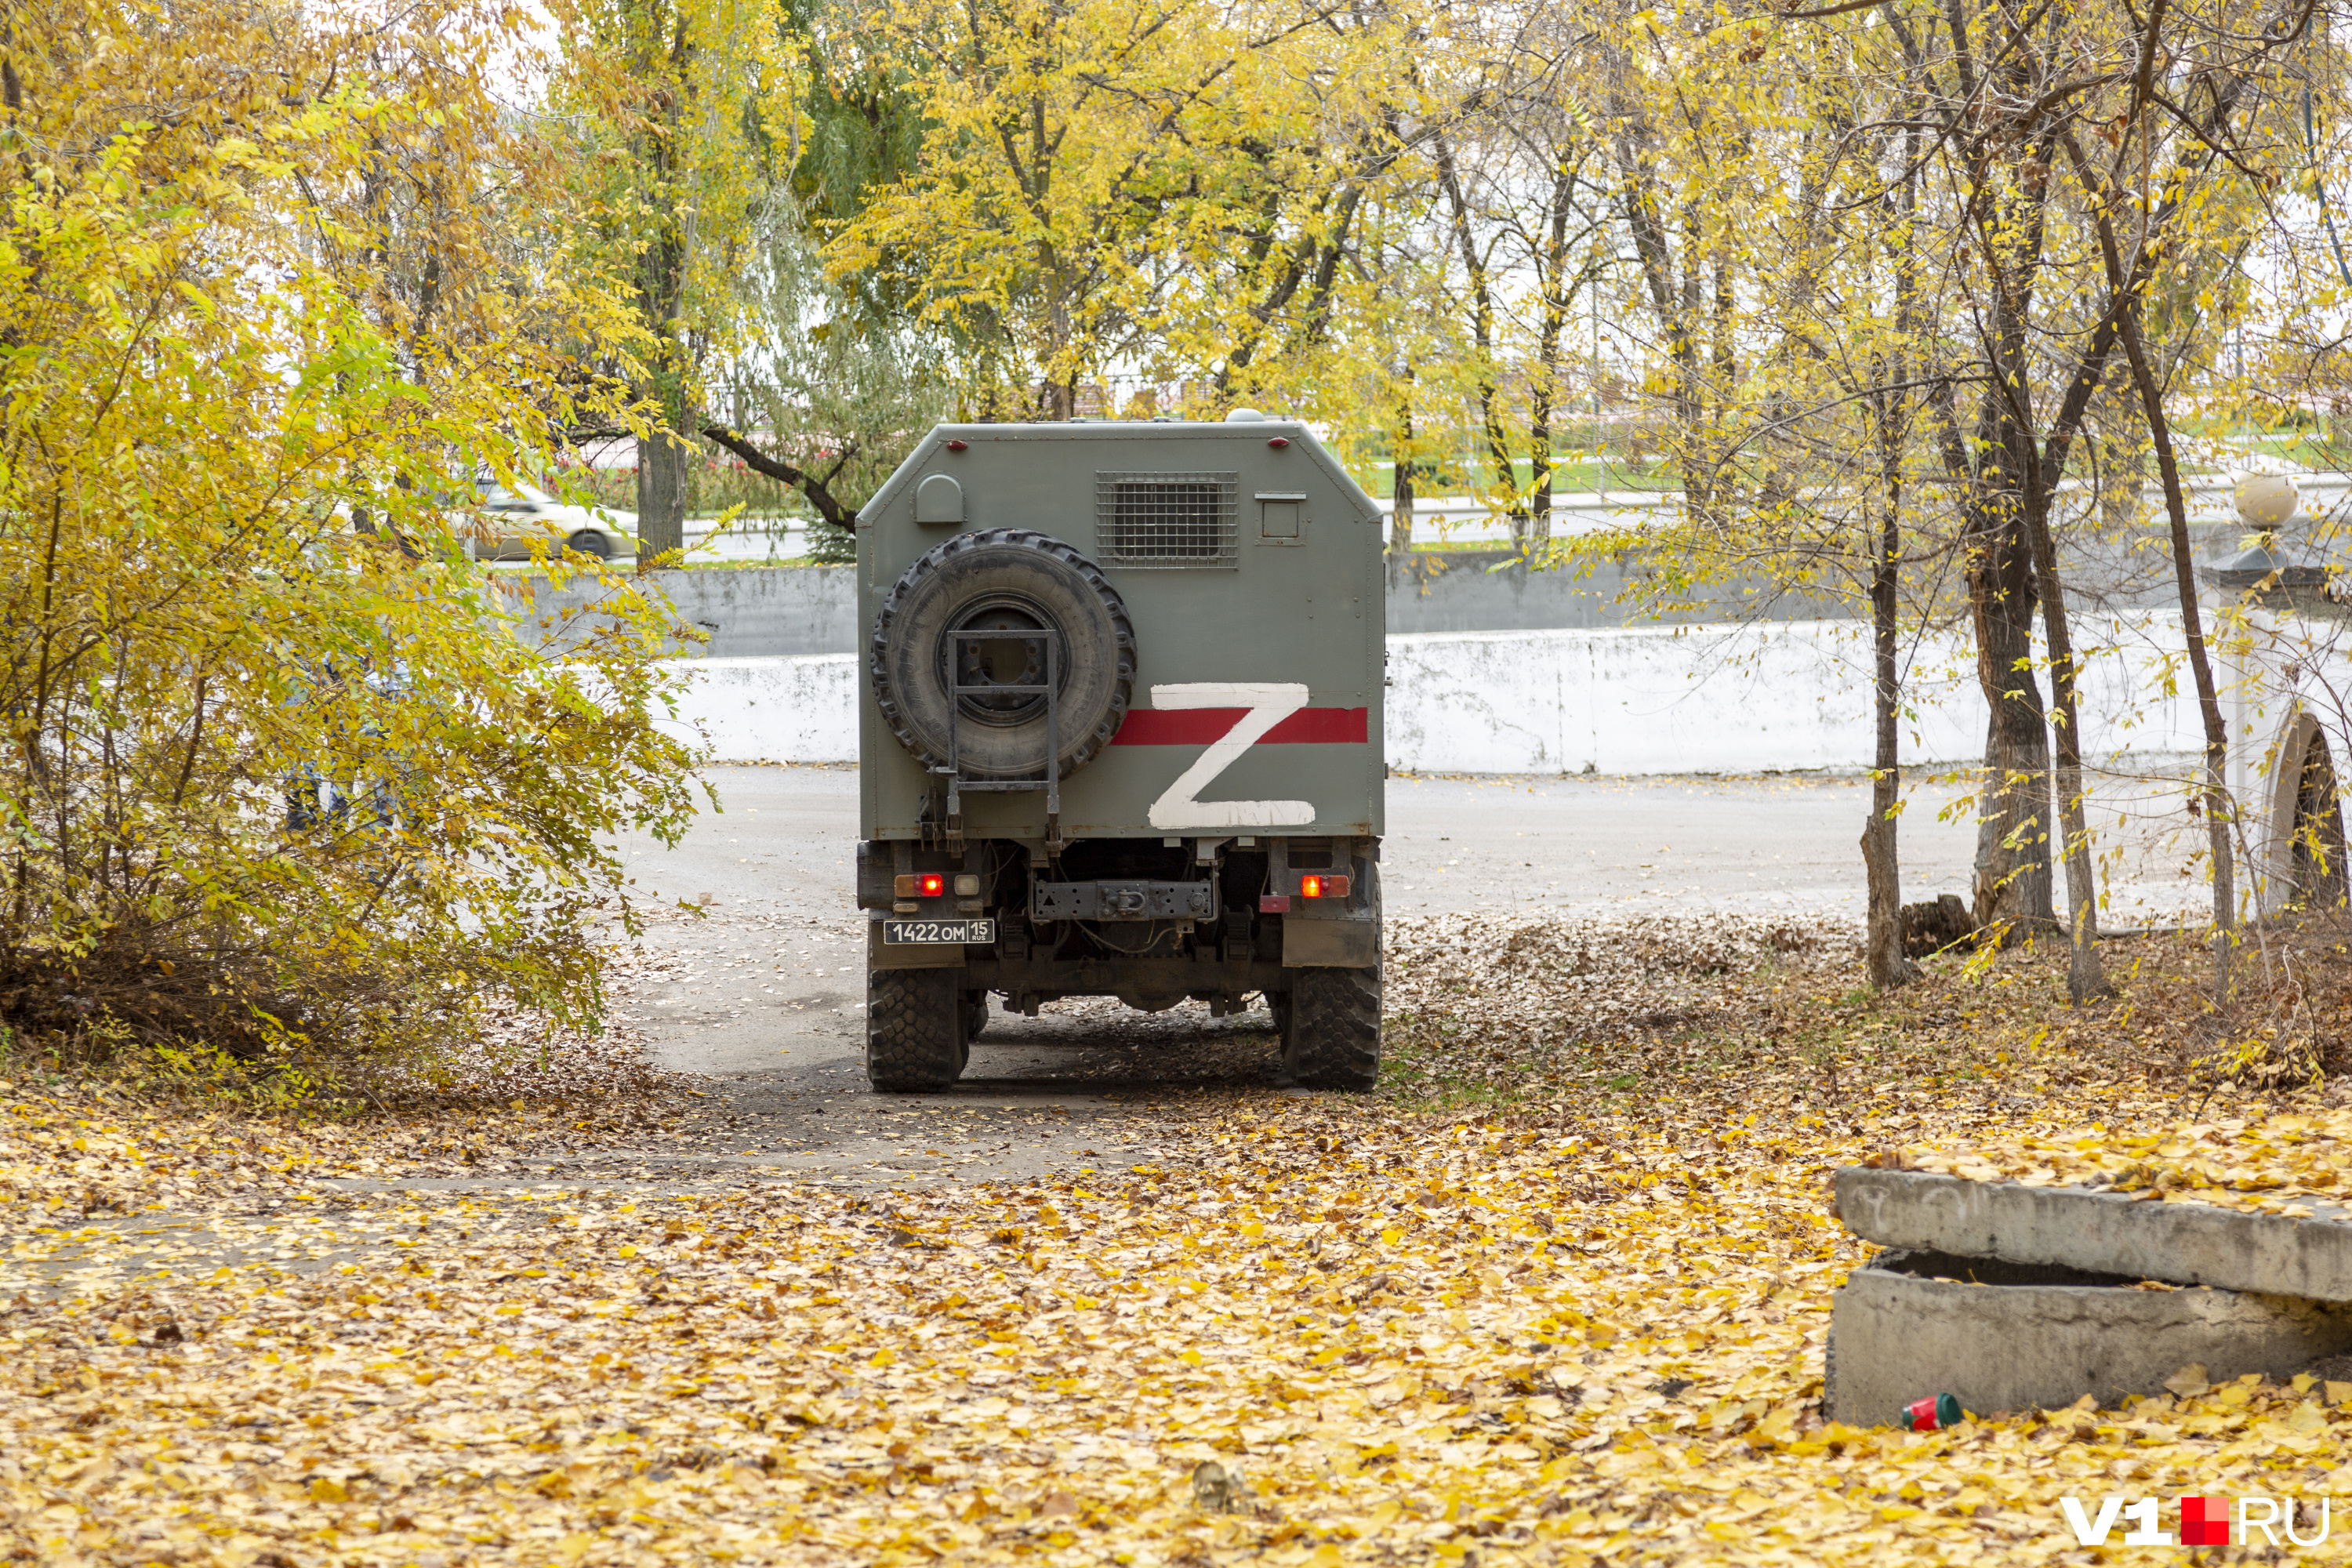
866, 913, 1374, 976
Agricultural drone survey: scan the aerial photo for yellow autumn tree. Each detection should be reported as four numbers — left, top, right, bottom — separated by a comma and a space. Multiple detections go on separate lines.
820, 0, 1425, 420
550, 0, 800, 557
0, 0, 699, 1076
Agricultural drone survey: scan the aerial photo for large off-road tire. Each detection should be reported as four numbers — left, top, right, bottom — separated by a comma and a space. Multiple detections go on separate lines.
1282, 966, 1381, 1090
867, 968, 968, 1091
870, 528, 1136, 780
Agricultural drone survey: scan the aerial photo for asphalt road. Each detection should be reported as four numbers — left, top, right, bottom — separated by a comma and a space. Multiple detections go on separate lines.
599, 762, 2214, 1190
616, 764, 1998, 938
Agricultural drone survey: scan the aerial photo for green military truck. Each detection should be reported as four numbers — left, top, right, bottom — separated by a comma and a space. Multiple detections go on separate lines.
852, 412, 1385, 1092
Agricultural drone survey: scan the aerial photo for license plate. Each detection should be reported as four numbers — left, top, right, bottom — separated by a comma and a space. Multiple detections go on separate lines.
884, 918, 996, 946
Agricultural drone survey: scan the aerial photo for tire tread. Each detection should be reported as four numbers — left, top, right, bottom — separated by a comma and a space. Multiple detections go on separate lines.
1283, 965, 1381, 1091
867, 969, 965, 1091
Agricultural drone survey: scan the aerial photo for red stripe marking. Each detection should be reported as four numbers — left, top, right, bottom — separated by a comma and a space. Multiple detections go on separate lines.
1111, 707, 1368, 745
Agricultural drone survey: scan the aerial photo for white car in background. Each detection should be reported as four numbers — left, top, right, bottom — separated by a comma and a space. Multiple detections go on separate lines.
471, 479, 639, 561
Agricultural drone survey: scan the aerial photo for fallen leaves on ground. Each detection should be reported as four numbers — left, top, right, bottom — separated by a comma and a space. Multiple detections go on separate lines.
1908, 1103, 2352, 1218
0, 1019, 702, 1224
5, 913, 2352, 1564
6, 1111, 2352, 1566
1382, 913, 1857, 1104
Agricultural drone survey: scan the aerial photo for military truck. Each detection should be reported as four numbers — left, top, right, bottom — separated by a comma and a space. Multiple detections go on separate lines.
852, 412, 1385, 1091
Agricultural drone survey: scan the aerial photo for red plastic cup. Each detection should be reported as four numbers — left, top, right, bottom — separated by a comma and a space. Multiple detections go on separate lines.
1904, 1393, 1962, 1430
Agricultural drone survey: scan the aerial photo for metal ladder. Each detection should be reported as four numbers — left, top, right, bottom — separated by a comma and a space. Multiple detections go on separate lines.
935, 626, 1062, 853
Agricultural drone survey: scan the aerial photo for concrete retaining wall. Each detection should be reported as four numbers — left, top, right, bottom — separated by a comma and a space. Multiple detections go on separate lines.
510, 514, 2239, 658
656, 615, 2208, 774
1825, 1250, 2352, 1423
521, 564, 862, 659
517, 520, 2251, 657
1835, 1167, 2352, 1304
1385, 552, 1849, 636
532, 554, 1806, 655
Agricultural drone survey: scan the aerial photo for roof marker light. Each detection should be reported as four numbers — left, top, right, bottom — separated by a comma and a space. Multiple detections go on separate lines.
1267, 437, 1290, 448
946, 439, 969, 452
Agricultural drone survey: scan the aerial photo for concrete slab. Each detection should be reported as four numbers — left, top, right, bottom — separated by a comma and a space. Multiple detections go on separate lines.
1834, 1167, 2352, 1304
1825, 1250, 2352, 1422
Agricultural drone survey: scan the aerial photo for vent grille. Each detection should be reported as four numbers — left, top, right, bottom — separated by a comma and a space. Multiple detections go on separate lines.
1095, 472, 1238, 567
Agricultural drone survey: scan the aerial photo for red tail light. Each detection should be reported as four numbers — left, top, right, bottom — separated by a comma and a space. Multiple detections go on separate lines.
1300, 874, 1351, 898
895, 873, 948, 898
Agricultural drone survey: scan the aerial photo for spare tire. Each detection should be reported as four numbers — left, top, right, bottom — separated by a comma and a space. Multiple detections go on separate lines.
871, 529, 1137, 780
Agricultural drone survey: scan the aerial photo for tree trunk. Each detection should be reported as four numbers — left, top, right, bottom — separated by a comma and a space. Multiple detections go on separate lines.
631, 171, 690, 562
1390, 392, 1417, 575
636, 423, 689, 561
1432, 134, 1526, 550
2118, 303, 2234, 998
1864, 491, 1915, 989
1863, 123, 1925, 991
2096, 407, 2146, 535
2017, 480, 2109, 1000
1969, 521, 2058, 939
1529, 164, 1573, 553
1529, 386, 1554, 549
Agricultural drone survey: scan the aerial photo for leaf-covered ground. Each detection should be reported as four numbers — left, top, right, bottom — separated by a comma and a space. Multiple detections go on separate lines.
0, 1024, 701, 1221
1912, 1107, 2352, 1217
5, 915, 2352, 1566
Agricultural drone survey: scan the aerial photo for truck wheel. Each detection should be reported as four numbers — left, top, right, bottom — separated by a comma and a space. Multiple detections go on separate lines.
867, 969, 968, 1091
870, 528, 1136, 779
1282, 966, 1381, 1091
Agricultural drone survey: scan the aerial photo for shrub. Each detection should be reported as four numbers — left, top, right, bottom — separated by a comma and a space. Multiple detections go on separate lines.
0, 0, 700, 1076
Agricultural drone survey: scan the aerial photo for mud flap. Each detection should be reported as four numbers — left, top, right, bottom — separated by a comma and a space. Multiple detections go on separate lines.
1279, 919, 1376, 968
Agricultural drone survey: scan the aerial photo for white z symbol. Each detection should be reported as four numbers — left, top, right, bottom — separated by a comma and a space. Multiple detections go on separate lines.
1145, 683, 1316, 829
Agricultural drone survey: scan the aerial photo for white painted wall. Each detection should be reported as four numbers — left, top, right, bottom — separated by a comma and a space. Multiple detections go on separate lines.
657, 655, 863, 763
1384, 615, 2209, 773
660, 613, 2210, 775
